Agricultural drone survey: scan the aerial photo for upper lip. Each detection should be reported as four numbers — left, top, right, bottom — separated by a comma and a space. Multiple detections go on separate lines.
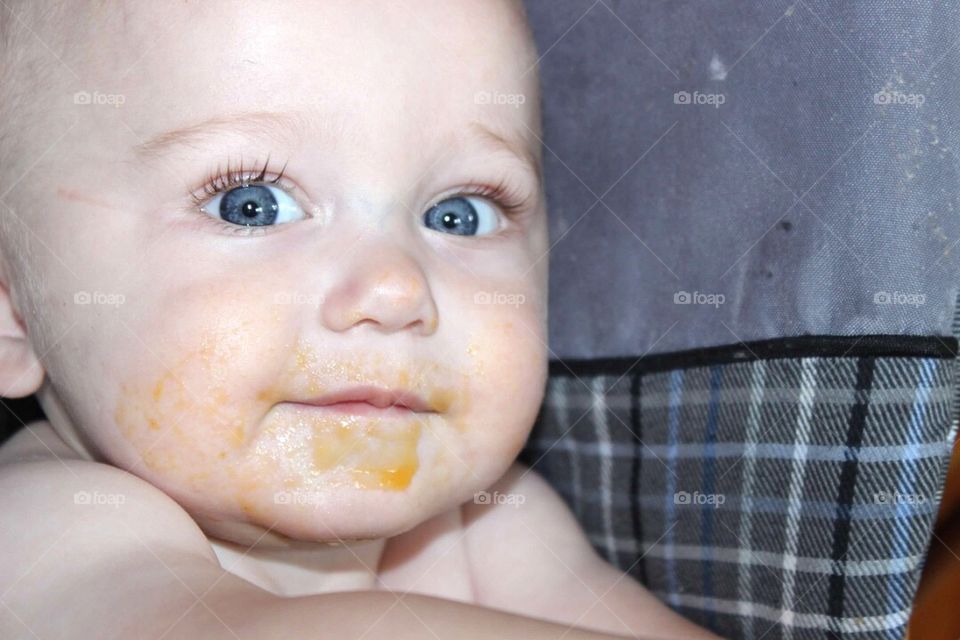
296, 385, 436, 413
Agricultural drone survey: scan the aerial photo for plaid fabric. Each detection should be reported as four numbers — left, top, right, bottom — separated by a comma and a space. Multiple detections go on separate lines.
519, 336, 958, 639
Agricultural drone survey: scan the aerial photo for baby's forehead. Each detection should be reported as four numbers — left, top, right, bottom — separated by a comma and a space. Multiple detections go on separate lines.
6, 0, 538, 116
66, 0, 534, 75
84, 1, 537, 143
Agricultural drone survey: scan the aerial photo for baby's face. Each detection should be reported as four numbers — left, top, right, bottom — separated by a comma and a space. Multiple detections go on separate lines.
5, 1, 547, 544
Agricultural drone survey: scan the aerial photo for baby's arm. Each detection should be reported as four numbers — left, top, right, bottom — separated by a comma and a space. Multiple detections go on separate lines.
0, 423, 638, 640
463, 461, 722, 639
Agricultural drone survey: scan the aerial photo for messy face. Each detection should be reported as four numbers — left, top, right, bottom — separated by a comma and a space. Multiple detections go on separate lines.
2, 0, 548, 544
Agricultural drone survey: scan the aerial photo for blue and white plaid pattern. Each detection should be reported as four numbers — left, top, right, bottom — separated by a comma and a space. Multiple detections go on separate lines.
520, 340, 957, 639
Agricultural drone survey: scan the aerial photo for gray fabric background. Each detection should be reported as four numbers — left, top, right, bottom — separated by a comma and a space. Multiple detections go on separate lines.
526, 1, 960, 360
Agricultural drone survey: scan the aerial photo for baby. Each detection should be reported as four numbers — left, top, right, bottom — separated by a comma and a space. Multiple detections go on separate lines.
0, 1, 718, 638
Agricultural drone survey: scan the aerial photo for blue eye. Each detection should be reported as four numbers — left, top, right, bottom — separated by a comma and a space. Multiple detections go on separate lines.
200, 184, 304, 227
422, 196, 499, 236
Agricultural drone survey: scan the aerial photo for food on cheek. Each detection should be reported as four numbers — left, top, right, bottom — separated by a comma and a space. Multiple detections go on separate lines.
112, 332, 472, 501
113, 342, 254, 478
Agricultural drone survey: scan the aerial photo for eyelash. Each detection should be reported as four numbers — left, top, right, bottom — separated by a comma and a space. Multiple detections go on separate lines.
190, 156, 533, 236
190, 156, 292, 209
441, 179, 531, 217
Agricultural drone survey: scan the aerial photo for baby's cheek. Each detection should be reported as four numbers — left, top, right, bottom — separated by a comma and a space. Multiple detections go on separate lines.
112, 315, 280, 496
105, 277, 294, 505
459, 299, 548, 465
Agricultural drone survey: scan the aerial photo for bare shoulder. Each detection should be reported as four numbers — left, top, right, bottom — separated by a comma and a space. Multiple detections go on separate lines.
0, 420, 216, 558
462, 461, 721, 639
461, 460, 603, 604
381, 462, 591, 607
0, 421, 219, 636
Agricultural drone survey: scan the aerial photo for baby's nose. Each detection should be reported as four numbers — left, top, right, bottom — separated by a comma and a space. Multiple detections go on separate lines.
320, 243, 439, 335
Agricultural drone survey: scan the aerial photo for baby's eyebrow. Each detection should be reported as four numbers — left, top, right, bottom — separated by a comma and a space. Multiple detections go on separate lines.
132, 110, 311, 160
466, 121, 543, 188
131, 110, 543, 187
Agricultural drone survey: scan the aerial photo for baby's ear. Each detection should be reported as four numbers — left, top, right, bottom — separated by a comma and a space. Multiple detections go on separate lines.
0, 280, 43, 398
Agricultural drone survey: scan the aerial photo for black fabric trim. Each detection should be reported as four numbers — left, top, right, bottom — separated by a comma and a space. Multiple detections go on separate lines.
826, 357, 875, 638
549, 334, 957, 377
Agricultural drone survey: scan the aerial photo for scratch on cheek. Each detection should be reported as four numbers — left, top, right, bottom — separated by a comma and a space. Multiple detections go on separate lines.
56, 186, 117, 211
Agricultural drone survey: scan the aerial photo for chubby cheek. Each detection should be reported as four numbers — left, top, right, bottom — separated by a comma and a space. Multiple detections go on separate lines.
456, 293, 548, 484
107, 284, 291, 519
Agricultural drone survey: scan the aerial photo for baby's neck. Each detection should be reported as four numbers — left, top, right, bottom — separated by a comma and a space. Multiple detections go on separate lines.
209, 535, 386, 597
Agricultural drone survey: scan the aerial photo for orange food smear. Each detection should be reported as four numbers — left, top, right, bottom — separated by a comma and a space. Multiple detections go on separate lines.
114, 330, 468, 495
310, 418, 421, 491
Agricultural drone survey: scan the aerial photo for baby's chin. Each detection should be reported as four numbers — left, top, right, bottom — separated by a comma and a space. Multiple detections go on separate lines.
141, 426, 488, 545
186, 471, 470, 547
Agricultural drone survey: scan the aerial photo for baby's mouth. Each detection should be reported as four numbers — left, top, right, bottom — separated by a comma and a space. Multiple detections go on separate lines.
283, 384, 439, 418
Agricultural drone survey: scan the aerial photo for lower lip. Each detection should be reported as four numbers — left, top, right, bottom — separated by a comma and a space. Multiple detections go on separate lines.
288, 401, 419, 417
